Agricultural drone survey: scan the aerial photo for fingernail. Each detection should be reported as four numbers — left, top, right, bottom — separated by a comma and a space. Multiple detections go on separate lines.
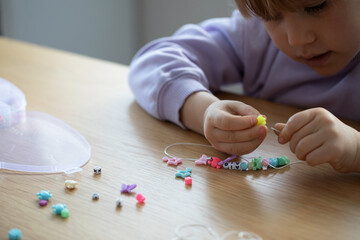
278, 137, 285, 144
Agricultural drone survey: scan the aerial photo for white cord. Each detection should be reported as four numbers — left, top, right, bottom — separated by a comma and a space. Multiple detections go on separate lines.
164, 142, 214, 161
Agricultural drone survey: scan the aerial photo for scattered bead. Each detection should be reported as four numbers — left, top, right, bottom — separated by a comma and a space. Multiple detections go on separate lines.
175, 168, 192, 178
36, 190, 52, 200
8, 228, 22, 240
52, 203, 67, 215
93, 166, 101, 175
39, 200, 48, 207
121, 184, 137, 193
195, 154, 208, 165
136, 193, 145, 203
116, 197, 123, 207
163, 157, 182, 165
92, 193, 99, 200
64, 180, 78, 189
207, 157, 222, 169
184, 177, 192, 185
61, 208, 70, 218
256, 115, 266, 125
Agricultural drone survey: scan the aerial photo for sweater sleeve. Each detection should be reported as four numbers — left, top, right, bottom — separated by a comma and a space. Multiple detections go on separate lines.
128, 10, 247, 128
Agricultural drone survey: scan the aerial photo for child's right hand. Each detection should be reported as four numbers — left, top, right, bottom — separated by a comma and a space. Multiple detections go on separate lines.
203, 100, 268, 155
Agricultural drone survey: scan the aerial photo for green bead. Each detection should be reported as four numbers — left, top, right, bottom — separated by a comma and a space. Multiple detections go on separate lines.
277, 156, 290, 166
252, 157, 262, 170
61, 208, 69, 218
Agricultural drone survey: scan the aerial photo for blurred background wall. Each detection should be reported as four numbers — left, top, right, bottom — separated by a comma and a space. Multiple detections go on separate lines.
0, 0, 236, 65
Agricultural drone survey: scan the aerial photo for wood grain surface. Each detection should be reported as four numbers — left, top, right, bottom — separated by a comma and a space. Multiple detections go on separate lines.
0, 37, 359, 240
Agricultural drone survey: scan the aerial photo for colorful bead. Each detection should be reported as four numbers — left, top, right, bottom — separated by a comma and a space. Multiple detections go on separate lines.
248, 161, 253, 169
223, 162, 241, 170
240, 161, 248, 170
93, 166, 101, 174
175, 168, 192, 178
256, 115, 266, 125
252, 157, 263, 170
207, 157, 222, 169
136, 193, 146, 203
218, 155, 237, 166
61, 208, 70, 218
39, 200, 48, 207
121, 184, 137, 193
277, 156, 290, 166
92, 193, 99, 200
184, 177, 192, 185
195, 154, 208, 165
262, 159, 270, 168
269, 158, 279, 168
8, 228, 22, 240
52, 203, 67, 215
64, 180, 78, 189
116, 197, 123, 207
36, 190, 52, 200
163, 157, 182, 166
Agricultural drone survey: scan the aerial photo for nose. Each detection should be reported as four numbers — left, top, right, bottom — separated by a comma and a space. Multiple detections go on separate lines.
284, 15, 316, 47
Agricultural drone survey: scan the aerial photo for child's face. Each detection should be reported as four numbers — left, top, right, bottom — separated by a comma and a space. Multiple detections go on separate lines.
261, 0, 360, 76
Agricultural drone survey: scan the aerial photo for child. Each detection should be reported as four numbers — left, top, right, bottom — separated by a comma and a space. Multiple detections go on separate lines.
128, 0, 360, 173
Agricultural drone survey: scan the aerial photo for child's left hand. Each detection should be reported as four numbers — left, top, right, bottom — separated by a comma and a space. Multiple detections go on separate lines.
273, 108, 360, 173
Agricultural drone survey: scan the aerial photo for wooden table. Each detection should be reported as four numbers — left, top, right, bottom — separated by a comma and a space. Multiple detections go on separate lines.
0, 37, 359, 240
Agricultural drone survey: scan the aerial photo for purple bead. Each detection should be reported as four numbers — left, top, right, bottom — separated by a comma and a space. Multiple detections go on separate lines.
39, 200, 48, 206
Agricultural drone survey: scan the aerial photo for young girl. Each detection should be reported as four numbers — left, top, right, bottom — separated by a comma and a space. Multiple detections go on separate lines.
129, 0, 360, 173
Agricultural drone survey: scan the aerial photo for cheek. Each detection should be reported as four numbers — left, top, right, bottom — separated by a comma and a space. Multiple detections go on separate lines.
264, 24, 293, 56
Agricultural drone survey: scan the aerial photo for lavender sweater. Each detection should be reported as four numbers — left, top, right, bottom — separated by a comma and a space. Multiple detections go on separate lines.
129, 10, 360, 127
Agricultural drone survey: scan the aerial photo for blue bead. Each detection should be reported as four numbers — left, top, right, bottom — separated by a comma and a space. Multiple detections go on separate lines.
269, 158, 279, 168
8, 228, 22, 240
240, 162, 248, 170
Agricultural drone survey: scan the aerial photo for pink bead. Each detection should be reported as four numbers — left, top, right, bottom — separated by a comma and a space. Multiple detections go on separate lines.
184, 177, 192, 185
39, 200, 48, 206
136, 193, 145, 203
262, 159, 269, 167
195, 154, 208, 165
208, 157, 222, 168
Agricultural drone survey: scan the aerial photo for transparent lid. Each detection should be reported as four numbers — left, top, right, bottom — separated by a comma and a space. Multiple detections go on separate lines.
0, 78, 91, 173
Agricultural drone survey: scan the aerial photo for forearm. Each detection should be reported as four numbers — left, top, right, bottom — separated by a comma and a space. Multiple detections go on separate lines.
180, 91, 219, 135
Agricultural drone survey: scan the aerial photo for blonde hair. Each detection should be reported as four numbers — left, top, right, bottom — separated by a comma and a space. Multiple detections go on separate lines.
235, 0, 299, 20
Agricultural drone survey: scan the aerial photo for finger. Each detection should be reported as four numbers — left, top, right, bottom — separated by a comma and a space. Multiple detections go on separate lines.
210, 112, 258, 131
293, 131, 324, 160
302, 143, 330, 166
214, 133, 267, 155
272, 123, 285, 136
288, 120, 321, 153
278, 110, 316, 144
212, 125, 268, 143
227, 101, 260, 116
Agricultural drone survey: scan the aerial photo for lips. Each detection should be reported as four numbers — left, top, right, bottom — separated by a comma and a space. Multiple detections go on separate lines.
300, 51, 332, 67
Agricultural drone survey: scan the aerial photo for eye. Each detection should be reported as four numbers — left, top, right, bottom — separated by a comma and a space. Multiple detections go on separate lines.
304, 1, 328, 14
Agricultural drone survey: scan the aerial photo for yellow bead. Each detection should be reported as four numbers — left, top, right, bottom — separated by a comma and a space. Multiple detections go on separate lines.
256, 115, 266, 125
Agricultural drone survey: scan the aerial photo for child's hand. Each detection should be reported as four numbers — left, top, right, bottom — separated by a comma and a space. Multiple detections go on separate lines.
203, 100, 268, 155
274, 108, 360, 173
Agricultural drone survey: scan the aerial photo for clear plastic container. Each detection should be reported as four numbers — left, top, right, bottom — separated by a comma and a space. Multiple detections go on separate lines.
0, 77, 91, 173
